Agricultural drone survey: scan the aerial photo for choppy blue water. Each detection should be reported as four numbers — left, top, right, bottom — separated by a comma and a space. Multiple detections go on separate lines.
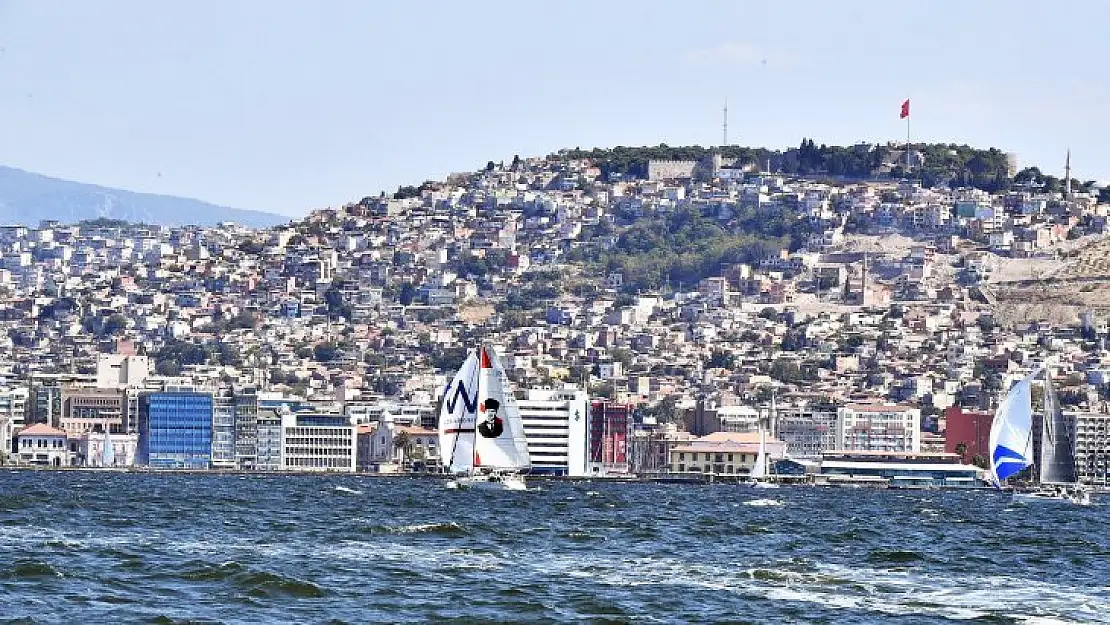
0, 472, 1107, 624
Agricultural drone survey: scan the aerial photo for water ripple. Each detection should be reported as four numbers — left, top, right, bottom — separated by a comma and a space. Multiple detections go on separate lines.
0, 472, 1106, 623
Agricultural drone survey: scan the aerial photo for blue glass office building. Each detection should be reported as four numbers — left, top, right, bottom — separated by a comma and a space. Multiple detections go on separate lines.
138, 392, 214, 469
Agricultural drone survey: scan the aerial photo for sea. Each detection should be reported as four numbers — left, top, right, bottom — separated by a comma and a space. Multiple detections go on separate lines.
0, 471, 1107, 624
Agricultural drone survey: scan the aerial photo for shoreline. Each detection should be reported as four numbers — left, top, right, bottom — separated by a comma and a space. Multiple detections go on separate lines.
0, 466, 1009, 490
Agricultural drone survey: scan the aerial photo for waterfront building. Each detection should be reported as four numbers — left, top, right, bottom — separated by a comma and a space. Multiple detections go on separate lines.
0, 387, 28, 457
1073, 411, 1110, 487
15, 424, 70, 467
667, 431, 786, 475
836, 404, 921, 453
588, 401, 631, 474
774, 403, 839, 458
60, 385, 126, 436
630, 423, 698, 474
517, 387, 589, 476
234, 386, 259, 470
138, 391, 214, 469
211, 391, 237, 469
255, 409, 283, 471
76, 431, 139, 467
280, 413, 356, 472
816, 450, 980, 488
942, 406, 992, 464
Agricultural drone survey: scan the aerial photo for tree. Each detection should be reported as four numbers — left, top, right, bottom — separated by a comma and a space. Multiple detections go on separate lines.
971, 454, 989, 470
955, 442, 968, 462
312, 343, 340, 362
392, 430, 412, 465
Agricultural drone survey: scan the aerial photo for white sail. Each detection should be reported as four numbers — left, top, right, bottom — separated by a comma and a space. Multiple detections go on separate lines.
472, 346, 530, 471
988, 370, 1038, 485
101, 428, 115, 467
438, 352, 481, 474
750, 428, 768, 480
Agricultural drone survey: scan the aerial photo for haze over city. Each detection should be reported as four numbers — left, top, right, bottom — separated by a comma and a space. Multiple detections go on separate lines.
0, 0, 1108, 216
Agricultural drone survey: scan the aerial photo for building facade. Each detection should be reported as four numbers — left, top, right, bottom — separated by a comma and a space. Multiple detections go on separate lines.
138, 391, 214, 469
589, 401, 631, 474
774, 403, 839, 458
211, 392, 237, 469
15, 424, 70, 466
234, 386, 259, 470
517, 387, 589, 476
280, 413, 356, 472
667, 431, 786, 475
836, 404, 921, 453
942, 406, 992, 463
1074, 412, 1110, 487
60, 385, 126, 436
255, 409, 283, 471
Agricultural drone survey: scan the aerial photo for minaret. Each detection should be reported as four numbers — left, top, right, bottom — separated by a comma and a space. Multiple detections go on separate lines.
1064, 149, 1072, 197
722, 99, 728, 147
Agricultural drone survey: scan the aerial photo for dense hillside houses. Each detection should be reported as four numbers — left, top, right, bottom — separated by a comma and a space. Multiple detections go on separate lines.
0, 145, 1109, 487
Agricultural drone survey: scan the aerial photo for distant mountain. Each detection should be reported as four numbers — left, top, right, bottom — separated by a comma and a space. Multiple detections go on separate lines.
0, 166, 288, 228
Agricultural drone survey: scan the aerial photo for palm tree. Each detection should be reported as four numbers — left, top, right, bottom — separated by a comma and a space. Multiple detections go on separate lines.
955, 442, 968, 463
392, 430, 412, 467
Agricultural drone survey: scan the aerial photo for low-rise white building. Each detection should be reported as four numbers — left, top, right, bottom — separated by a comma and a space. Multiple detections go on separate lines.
16, 424, 71, 467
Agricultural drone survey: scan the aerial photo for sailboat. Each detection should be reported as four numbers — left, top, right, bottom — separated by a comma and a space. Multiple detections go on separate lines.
101, 427, 116, 468
438, 346, 531, 491
749, 427, 779, 489
988, 368, 1090, 506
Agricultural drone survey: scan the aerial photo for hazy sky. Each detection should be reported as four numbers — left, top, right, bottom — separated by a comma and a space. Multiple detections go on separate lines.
0, 1, 1107, 216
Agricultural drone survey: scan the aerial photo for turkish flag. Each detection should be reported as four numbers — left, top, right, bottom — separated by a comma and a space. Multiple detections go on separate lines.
900, 99, 910, 119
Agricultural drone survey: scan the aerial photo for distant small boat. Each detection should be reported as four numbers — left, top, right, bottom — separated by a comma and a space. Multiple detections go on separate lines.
101, 428, 116, 468
748, 396, 779, 489
988, 367, 1091, 506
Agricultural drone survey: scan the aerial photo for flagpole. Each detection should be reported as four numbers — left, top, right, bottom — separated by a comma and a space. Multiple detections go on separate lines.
905, 100, 910, 173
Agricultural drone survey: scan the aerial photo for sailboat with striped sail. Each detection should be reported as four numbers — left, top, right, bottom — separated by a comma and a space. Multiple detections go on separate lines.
988, 368, 1090, 505
438, 345, 531, 491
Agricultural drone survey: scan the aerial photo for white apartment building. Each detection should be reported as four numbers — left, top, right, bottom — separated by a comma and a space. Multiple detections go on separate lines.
517, 387, 589, 476
280, 413, 356, 472
1073, 412, 1110, 487
836, 404, 921, 453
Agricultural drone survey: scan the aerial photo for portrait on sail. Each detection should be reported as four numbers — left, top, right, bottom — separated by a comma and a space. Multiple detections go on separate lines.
478, 398, 504, 438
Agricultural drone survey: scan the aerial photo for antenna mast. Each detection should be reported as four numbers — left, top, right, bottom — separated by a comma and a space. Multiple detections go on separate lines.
722, 99, 729, 146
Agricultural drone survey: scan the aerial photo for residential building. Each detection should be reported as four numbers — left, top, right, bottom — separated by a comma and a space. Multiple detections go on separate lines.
255, 409, 283, 471
836, 404, 922, 453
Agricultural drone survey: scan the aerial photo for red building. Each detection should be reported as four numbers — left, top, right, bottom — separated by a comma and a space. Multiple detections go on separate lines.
589, 401, 630, 473
943, 406, 993, 462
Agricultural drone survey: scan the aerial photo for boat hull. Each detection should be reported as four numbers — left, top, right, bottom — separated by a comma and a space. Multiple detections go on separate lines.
1012, 489, 1091, 506
446, 473, 528, 491
750, 481, 780, 489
